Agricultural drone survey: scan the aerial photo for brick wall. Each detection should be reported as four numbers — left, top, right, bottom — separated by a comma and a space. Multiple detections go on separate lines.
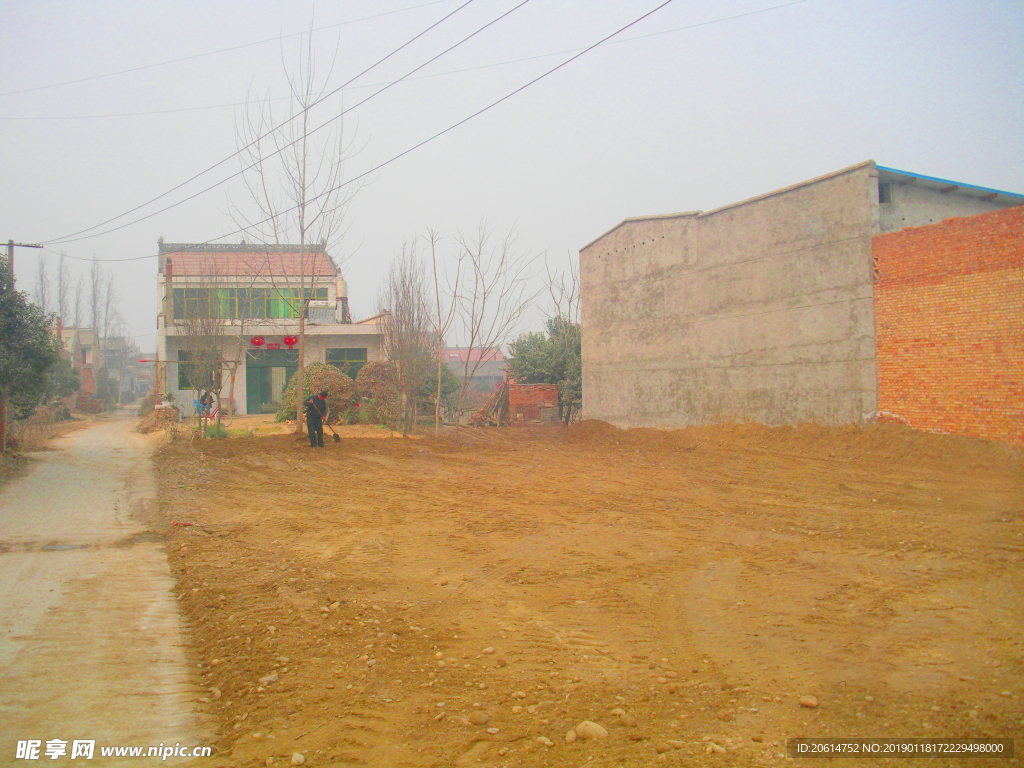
508, 384, 559, 423
873, 206, 1023, 445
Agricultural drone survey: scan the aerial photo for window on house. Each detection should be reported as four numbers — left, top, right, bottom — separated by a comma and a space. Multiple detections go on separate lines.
184, 288, 213, 318
171, 285, 330, 320
878, 182, 892, 204
326, 348, 367, 378
177, 350, 217, 391
247, 288, 267, 319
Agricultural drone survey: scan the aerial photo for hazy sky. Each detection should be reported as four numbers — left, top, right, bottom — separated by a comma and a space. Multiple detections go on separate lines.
2, 0, 1022, 351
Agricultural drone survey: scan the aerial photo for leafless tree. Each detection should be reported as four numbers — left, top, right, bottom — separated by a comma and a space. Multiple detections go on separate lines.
426, 229, 462, 436
56, 252, 71, 324
105, 316, 131, 406
72, 275, 84, 327
543, 255, 583, 424
177, 268, 229, 439
101, 272, 117, 342
378, 243, 432, 437
543, 255, 581, 325
230, 26, 362, 433
33, 254, 49, 314
452, 222, 542, 432
88, 256, 102, 334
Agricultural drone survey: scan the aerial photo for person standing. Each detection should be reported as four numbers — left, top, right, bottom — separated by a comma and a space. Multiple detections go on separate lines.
304, 389, 328, 448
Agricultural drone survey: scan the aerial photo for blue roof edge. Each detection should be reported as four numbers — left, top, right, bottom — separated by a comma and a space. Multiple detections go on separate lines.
876, 165, 1024, 199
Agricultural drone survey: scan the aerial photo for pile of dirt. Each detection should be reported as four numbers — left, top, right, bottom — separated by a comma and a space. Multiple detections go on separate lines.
137, 407, 180, 434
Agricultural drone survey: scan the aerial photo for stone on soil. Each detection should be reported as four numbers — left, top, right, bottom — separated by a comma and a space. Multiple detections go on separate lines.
469, 711, 489, 726
799, 696, 819, 708
575, 721, 608, 740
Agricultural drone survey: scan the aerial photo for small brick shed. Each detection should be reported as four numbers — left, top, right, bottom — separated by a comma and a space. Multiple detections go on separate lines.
508, 384, 559, 423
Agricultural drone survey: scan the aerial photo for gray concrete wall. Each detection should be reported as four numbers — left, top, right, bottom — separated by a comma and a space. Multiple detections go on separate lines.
875, 177, 1020, 232
581, 164, 879, 428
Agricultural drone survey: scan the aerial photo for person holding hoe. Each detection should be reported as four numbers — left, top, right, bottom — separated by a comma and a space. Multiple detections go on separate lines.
304, 388, 329, 448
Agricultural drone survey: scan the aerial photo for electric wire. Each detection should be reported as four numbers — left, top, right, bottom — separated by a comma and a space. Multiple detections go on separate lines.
42, 0, 481, 245
43, 0, 798, 247
0, 0, 456, 98
46, 0, 534, 246
130, 0, 684, 255
1, 0, 808, 122
41, 247, 157, 263
34, 0, 809, 263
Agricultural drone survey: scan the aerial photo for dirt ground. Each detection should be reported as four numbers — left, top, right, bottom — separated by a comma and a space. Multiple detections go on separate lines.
153, 421, 1024, 768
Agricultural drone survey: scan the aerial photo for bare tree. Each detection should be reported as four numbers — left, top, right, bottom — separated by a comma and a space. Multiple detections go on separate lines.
101, 272, 117, 342
378, 243, 432, 437
230, 27, 362, 433
426, 229, 462, 436
56, 252, 71, 324
72, 275, 84, 327
177, 268, 229, 439
33, 254, 49, 313
543, 256, 582, 424
88, 256, 101, 333
452, 222, 542, 432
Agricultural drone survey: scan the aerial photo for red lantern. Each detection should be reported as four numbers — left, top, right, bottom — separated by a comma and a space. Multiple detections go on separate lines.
250, 336, 266, 347
283, 335, 298, 349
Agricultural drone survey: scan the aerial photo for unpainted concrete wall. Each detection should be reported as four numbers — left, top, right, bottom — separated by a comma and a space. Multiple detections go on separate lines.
876, 181, 1017, 233
581, 164, 879, 428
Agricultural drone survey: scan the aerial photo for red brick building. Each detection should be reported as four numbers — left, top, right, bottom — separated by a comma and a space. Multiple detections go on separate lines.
508, 384, 559, 423
873, 206, 1023, 445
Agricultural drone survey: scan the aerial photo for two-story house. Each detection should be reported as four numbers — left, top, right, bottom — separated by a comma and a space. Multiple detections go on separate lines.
155, 240, 383, 416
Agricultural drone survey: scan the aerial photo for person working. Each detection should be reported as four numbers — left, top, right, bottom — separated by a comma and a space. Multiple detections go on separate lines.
304, 389, 329, 448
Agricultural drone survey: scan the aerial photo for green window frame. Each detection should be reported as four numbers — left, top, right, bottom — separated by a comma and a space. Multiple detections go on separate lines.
171, 285, 330, 320
326, 348, 367, 378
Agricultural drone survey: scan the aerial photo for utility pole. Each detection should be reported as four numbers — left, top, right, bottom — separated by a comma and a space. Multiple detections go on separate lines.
1, 240, 44, 453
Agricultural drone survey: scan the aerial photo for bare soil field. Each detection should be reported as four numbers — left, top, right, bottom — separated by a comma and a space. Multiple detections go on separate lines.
154, 421, 1024, 768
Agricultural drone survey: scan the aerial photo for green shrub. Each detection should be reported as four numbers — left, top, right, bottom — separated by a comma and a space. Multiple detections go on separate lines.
276, 361, 356, 423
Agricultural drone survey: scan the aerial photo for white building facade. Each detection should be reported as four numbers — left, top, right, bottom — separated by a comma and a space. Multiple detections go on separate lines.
155, 241, 382, 416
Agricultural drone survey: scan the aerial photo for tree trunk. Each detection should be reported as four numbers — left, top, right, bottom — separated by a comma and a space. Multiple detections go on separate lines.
0, 392, 7, 453
226, 365, 237, 419
435, 351, 443, 437
295, 314, 305, 433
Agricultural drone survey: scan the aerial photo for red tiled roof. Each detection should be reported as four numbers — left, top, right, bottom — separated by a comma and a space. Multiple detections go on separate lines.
167, 251, 336, 278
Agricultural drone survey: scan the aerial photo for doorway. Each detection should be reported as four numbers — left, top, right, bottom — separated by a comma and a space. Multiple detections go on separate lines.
245, 349, 298, 413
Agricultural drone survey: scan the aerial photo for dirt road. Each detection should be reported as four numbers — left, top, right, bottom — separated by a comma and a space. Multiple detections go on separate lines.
0, 413, 211, 765
157, 421, 1023, 767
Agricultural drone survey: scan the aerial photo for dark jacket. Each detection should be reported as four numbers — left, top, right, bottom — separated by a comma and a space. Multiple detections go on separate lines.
304, 395, 327, 423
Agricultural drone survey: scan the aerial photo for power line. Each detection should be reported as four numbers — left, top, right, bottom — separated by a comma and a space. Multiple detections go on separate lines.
44, 0, 534, 245
1, 0, 808, 122
0, 0, 456, 98
146, 0, 685, 257
40, 247, 157, 263
40, 0, 481, 245
34, 0, 806, 257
